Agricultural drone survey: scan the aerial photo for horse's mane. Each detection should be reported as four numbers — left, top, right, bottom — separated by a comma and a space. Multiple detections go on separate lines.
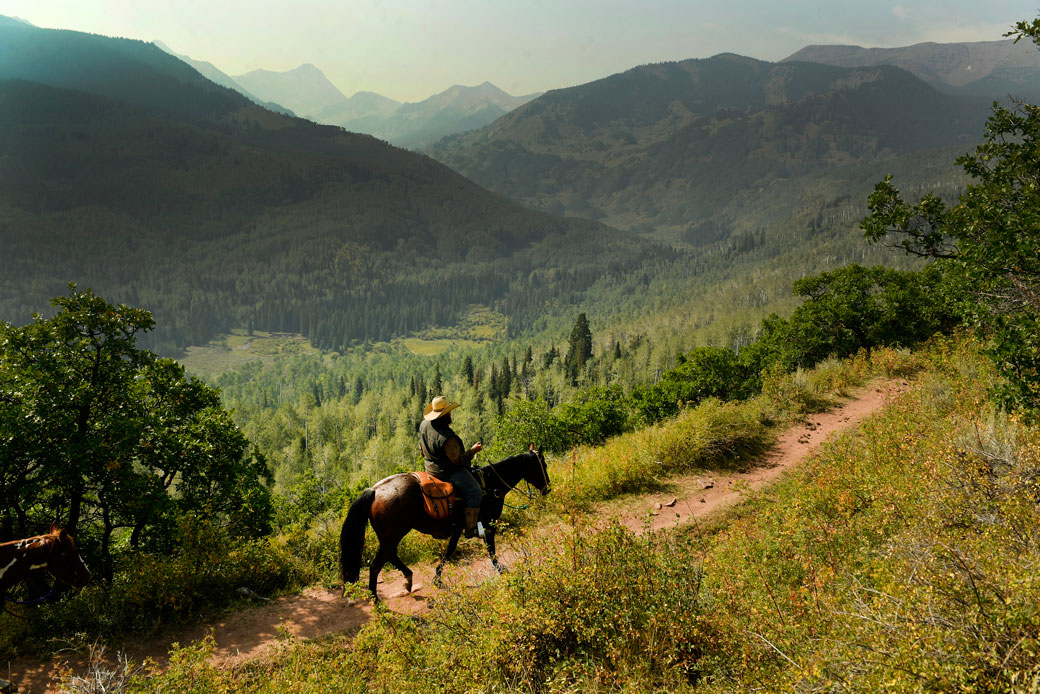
484, 449, 536, 471
480, 447, 540, 474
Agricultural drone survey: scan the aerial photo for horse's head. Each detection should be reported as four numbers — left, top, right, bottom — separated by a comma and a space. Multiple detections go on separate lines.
524, 444, 551, 496
45, 525, 91, 588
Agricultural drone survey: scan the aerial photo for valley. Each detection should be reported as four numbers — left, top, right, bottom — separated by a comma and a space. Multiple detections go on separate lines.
1, 7, 1039, 693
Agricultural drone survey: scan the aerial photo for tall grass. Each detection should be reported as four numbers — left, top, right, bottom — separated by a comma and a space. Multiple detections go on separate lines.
105, 344, 965, 692
547, 345, 923, 514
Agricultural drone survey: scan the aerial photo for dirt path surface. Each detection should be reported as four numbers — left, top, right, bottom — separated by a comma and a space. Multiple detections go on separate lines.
602, 378, 909, 533
8, 379, 906, 692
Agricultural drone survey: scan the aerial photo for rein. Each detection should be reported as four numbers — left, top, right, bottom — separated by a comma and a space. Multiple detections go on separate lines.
1, 588, 55, 620
4, 588, 55, 605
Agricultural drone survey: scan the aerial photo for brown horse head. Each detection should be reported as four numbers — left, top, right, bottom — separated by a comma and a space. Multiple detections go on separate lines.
45, 525, 92, 588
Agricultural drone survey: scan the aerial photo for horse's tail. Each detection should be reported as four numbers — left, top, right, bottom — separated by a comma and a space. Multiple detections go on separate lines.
340, 487, 375, 585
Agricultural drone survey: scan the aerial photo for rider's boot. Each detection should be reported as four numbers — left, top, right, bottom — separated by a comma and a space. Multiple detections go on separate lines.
463, 507, 481, 538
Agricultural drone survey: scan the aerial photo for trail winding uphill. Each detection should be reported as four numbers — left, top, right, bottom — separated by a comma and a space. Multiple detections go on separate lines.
11, 379, 907, 692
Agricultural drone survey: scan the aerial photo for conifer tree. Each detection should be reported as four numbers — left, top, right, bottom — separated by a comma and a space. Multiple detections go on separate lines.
564, 313, 593, 383
461, 355, 475, 387
501, 356, 512, 397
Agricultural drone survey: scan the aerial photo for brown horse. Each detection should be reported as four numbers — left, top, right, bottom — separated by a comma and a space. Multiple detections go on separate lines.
340, 447, 549, 599
1, 525, 92, 599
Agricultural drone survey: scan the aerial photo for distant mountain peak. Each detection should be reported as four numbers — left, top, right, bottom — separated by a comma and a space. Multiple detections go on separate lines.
0, 14, 35, 28
328, 81, 540, 149
233, 62, 348, 118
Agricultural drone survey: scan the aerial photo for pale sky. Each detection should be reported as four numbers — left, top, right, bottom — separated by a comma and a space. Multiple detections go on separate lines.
1, 0, 1035, 102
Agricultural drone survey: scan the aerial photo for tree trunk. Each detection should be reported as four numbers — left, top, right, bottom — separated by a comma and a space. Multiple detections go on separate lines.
101, 506, 114, 584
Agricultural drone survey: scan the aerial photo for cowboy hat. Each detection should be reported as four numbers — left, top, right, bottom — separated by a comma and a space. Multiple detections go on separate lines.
424, 395, 460, 421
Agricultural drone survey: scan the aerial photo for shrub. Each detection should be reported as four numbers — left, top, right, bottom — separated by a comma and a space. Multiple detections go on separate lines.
632, 346, 749, 424
0, 515, 295, 659
554, 384, 632, 447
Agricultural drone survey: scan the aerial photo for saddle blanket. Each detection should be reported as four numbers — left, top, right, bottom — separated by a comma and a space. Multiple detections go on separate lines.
410, 470, 455, 520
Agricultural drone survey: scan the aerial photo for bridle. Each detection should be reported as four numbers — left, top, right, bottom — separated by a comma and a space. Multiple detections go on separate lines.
484, 449, 550, 509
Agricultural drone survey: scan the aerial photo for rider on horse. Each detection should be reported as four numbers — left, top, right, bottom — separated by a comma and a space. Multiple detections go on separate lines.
418, 396, 483, 537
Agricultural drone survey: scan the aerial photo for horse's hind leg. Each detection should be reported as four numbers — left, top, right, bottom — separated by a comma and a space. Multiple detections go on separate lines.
368, 545, 391, 599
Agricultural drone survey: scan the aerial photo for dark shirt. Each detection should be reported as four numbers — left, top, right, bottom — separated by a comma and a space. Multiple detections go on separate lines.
419, 417, 475, 478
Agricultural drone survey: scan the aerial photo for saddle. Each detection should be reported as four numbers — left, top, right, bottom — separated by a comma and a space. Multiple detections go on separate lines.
410, 471, 455, 520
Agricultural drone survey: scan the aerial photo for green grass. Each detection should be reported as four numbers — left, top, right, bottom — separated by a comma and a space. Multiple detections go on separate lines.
398, 337, 483, 355
102, 344, 970, 692
411, 304, 508, 342
178, 329, 321, 379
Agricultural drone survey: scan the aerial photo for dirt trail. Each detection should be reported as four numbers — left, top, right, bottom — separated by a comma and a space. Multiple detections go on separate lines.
604, 378, 908, 533
8, 379, 906, 692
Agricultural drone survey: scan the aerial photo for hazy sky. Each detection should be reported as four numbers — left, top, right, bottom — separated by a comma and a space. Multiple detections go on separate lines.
2, 0, 1036, 102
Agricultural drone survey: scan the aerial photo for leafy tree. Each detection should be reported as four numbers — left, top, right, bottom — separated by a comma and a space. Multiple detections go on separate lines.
490, 398, 566, 456
748, 264, 956, 374
631, 346, 747, 424
564, 313, 593, 383
0, 287, 271, 580
862, 18, 1040, 415
554, 384, 631, 447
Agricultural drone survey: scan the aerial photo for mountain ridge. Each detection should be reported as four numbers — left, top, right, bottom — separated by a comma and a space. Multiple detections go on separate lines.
152, 40, 294, 115
345, 81, 541, 148
429, 53, 989, 231
783, 38, 1040, 97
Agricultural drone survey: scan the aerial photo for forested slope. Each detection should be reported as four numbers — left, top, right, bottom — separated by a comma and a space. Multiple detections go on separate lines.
429, 54, 990, 233
0, 19, 670, 355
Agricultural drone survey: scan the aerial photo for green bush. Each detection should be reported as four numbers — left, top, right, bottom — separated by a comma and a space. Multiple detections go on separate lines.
632, 346, 749, 424
554, 384, 632, 447
490, 396, 567, 456
0, 515, 295, 659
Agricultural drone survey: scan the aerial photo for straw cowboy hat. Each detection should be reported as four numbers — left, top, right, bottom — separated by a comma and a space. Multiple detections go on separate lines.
424, 395, 460, 421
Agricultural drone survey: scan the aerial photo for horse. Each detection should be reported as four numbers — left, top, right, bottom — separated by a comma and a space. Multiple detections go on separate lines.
340, 446, 550, 599
1, 525, 91, 601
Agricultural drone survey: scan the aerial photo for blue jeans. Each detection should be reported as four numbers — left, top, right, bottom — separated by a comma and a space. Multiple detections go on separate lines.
441, 467, 482, 509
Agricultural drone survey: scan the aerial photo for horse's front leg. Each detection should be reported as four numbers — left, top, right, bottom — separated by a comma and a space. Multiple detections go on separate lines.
433, 531, 462, 587
485, 526, 506, 574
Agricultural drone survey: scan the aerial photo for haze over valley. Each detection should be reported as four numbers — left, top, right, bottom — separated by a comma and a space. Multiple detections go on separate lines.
3, 12, 1031, 357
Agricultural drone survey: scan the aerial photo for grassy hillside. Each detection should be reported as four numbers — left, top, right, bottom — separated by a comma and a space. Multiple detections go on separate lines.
100, 339, 1035, 691
55, 338, 1040, 692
